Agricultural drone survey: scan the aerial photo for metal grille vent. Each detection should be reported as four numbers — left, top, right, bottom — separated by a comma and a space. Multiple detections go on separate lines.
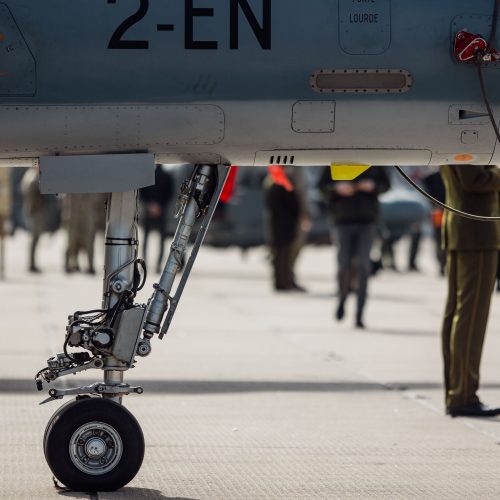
310, 69, 412, 94
269, 155, 295, 165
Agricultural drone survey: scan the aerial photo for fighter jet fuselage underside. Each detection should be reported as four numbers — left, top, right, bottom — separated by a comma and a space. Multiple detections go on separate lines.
1, 0, 500, 168
3, 0, 500, 492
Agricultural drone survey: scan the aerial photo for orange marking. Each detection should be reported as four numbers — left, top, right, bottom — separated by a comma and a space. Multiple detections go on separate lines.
454, 154, 474, 162
0, 34, 4, 42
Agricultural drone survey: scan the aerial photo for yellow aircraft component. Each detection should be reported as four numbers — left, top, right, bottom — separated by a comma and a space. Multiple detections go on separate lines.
330, 163, 372, 181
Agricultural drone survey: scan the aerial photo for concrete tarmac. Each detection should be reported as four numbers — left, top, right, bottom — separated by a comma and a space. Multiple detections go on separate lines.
0, 231, 499, 499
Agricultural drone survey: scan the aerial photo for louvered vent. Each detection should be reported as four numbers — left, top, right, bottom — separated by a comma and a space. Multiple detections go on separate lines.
269, 155, 295, 165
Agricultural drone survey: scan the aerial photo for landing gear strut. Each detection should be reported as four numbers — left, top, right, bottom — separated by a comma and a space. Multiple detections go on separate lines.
36, 164, 230, 491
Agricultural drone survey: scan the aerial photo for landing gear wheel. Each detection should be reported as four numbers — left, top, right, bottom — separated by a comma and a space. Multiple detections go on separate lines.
44, 398, 144, 492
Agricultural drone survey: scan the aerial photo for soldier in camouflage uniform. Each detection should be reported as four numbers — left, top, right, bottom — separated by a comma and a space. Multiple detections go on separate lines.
62, 193, 105, 274
0, 168, 11, 278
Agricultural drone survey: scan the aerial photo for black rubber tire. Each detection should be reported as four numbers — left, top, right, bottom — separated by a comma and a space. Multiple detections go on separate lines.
44, 398, 145, 492
43, 399, 74, 460
43, 397, 93, 461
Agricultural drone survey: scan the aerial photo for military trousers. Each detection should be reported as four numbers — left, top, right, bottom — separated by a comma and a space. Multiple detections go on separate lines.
442, 250, 498, 411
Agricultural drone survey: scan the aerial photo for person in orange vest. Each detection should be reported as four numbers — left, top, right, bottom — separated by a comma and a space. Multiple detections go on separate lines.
264, 166, 310, 292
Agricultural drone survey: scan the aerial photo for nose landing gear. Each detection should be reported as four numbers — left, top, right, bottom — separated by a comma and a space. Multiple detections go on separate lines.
37, 164, 230, 491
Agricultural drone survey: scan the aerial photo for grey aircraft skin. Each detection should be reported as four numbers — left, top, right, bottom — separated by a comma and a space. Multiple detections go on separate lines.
1, 0, 500, 168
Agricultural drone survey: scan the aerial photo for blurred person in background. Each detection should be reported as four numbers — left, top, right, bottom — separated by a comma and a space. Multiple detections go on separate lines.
62, 194, 105, 274
0, 168, 11, 279
9, 167, 27, 234
318, 166, 390, 328
440, 164, 500, 417
139, 164, 174, 274
21, 167, 60, 273
497, 253, 500, 292
422, 168, 447, 276
264, 166, 310, 292
405, 167, 428, 272
377, 166, 429, 273
289, 166, 312, 276
214, 166, 238, 222
407, 220, 423, 272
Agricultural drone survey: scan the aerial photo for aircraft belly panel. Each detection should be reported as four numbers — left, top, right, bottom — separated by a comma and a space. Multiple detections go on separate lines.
330, 101, 497, 156
254, 149, 432, 167
0, 104, 225, 153
155, 152, 222, 165
431, 152, 493, 165
0, 2, 35, 96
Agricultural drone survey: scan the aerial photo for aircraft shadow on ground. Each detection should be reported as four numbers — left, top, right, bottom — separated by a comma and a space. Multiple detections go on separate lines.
367, 327, 436, 337
4, 377, 487, 394
371, 293, 426, 304
58, 487, 198, 499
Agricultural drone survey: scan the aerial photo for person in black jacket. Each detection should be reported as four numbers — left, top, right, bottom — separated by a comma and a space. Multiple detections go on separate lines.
422, 169, 447, 276
139, 165, 174, 274
319, 166, 390, 328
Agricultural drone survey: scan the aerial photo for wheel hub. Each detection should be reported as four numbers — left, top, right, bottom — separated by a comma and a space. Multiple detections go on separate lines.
85, 437, 106, 459
70, 421, 123, 475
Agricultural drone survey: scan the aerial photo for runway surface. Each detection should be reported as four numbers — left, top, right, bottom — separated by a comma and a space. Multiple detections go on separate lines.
0, 231, 499, 499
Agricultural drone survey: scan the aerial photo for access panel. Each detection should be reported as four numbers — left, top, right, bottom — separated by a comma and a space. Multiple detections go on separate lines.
339, 0, 391, 55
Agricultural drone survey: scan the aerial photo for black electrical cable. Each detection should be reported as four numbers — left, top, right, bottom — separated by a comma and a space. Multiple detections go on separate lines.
134, 259, 147, 292
63, 332, 76, 363
477, 63, 500, 144
109, 295, 124, 327
396, 1, 500, 222
394, 166, 500, 222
